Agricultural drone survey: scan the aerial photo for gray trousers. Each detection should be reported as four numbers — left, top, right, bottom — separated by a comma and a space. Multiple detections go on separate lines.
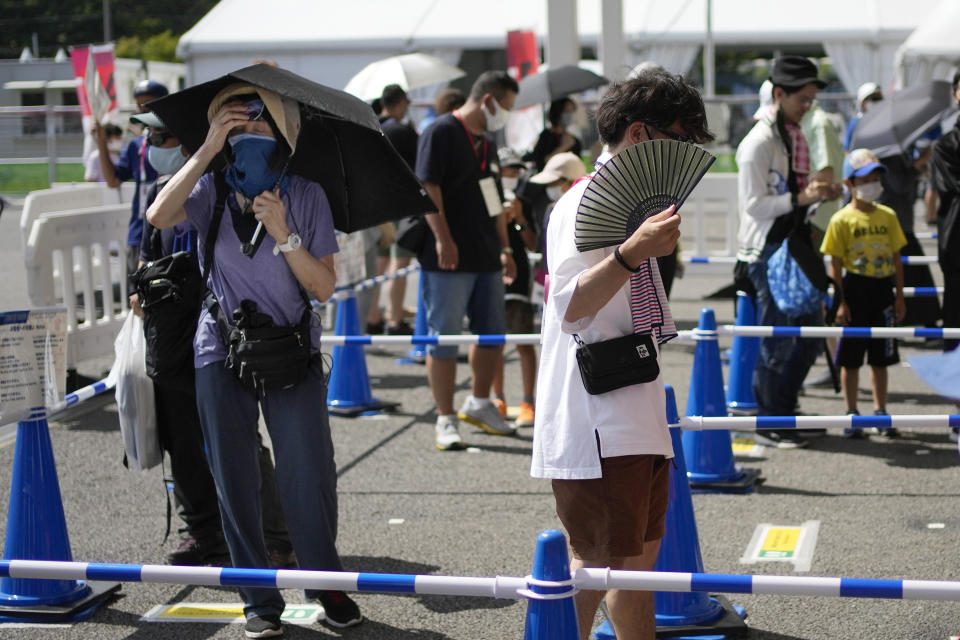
194, 358, 342, 618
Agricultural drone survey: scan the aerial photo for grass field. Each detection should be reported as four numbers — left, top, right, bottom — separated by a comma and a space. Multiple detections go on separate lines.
0, 163, 86, 196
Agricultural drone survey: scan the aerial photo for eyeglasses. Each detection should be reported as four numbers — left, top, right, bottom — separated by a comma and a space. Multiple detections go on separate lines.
146, 130, 175, 146
243, 98, 265, 121
645, 123, 694, 144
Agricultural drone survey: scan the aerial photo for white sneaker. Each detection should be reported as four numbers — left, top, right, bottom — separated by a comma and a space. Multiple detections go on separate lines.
435, 415, 464, 450
458, 397, 516, 436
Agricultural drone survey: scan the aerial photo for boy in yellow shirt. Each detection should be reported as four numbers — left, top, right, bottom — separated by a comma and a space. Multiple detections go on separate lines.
821, 149, 907, 438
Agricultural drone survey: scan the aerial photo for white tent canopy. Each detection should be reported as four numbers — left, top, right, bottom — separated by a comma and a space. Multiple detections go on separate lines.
895, 0, 960, 88
178, 0, 940, 91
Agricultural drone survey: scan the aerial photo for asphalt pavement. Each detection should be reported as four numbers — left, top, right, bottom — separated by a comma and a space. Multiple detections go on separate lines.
1, 199, 959, 639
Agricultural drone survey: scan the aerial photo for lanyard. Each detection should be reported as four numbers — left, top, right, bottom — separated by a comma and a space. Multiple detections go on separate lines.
453, 111, 488, 172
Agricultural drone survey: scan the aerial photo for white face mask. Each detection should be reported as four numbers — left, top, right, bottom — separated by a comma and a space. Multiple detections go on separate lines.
481, 97, 511, 132
561, 111, 576, 128
854, 181, 883, 203
501, 176, 519, 193
107, 139, 123, 154
546, 184, 565, 202
148, 144, 187, 176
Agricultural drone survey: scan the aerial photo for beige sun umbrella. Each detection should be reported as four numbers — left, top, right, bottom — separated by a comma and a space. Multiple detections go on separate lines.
344, 53, 466, 102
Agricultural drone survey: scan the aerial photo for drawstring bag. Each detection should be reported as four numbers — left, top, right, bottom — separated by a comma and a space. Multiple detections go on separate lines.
767, 231, 829, 318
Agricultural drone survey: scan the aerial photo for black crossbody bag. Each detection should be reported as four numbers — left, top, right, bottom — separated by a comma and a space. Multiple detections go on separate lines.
573, 332, 660, 395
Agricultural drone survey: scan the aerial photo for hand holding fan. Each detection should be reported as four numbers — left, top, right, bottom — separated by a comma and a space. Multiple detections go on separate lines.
575, 139, 715, 252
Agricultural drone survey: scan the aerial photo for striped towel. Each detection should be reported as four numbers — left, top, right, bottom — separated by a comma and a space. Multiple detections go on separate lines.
629, 257, 677, 344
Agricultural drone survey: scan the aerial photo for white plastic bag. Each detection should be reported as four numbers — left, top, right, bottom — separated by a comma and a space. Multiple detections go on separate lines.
107, 310, 160, 471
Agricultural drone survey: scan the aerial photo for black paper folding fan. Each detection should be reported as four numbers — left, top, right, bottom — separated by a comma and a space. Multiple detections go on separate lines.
575, 139, 715, 252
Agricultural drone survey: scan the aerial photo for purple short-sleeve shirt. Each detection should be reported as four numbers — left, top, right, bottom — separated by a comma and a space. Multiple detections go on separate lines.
184, 174, 339, 368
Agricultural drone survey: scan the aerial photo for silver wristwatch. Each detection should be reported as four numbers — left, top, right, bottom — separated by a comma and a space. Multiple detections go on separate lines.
273, 232, 302, 255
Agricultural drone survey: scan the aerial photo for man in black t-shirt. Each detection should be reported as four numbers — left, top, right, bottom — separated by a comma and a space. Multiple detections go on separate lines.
415, 71, 519, 450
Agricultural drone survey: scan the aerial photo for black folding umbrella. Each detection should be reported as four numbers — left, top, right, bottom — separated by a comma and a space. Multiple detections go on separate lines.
850, 80, 956, 158
147, 64, 434, 233
513, 65, 609, 110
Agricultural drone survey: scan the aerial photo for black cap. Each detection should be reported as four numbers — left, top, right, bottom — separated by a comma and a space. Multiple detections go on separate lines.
769, 56, 826, 90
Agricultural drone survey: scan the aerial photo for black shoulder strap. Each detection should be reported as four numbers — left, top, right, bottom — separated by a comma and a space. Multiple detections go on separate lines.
203, 172, 229, 284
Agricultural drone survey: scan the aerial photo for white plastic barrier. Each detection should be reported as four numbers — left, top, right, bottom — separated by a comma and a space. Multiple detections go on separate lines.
24, 206, 131, 368
681, 173, 739, 256
20, 182, 135, 249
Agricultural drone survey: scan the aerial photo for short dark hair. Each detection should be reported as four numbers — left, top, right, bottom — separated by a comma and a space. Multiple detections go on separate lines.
595, 70, 713, 145
772, 83, 807, 97
103, 123, 123, 138
953, 71, 960, 92
548, 98, 574, 127
381, 84, 408, 109
434, 87, 466, 114
469, 71, 520, 102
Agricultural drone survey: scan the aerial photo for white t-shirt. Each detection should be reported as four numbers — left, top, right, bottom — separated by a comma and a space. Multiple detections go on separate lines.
530, 174, 674, 481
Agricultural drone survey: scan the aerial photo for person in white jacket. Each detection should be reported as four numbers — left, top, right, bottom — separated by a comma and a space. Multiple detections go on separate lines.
735, 56, 833, 448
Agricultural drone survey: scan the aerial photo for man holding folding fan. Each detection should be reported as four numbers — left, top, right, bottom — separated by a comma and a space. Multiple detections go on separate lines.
735, 56, 835, 448
532, 68, 713, 640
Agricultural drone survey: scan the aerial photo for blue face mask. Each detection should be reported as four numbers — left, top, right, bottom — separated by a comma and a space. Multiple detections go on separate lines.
225, 133, 290, 199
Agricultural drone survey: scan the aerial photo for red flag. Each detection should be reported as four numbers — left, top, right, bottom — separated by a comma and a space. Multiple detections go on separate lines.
506, 30, 539, 82
69, 44, 116, 121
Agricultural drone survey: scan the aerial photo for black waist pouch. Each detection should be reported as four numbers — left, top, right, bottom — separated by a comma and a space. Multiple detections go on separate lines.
218, 299, 313, 394
574, 332, 660, 395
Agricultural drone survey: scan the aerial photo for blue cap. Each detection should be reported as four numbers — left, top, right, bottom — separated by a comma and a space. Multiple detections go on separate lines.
133, 79, 169, 98
843, 148, 886, 180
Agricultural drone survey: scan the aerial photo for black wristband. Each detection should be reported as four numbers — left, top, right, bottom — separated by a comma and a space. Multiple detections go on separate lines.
790, 192, 799, 210
613, 246, 643, 273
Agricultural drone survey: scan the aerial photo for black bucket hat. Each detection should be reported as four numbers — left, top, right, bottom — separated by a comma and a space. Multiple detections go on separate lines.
770, 56, 826, 90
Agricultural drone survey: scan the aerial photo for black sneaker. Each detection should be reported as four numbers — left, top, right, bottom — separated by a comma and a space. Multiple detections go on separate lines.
166, 537, 229, 566
267, 548, 297, 569
245, 613, 282, 638
384, 320, 414, 335
844, 411, 866, 439
366, 320, 385, 335
874, 409, 900, 438
317, 590, 363, 628
753, 429, 807, 449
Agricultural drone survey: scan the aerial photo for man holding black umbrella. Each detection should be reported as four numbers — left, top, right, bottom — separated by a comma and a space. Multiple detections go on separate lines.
415, 70, 519, 450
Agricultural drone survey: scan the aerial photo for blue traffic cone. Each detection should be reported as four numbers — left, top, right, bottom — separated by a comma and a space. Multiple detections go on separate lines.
681, 309, 761, 493
523, 529, 579, 640
400, 271, 428, 365
327, 293, 399, 416
0, 418, 119, 621
725, 292, 759, 414
593, 387, 747, 640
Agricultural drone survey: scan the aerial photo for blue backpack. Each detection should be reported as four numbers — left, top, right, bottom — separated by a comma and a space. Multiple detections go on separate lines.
766, 233, 829, 318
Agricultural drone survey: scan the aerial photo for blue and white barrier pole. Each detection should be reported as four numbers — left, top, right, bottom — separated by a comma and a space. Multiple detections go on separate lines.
330, 264, 421, 301
679, 414, 960, 431
718, 326, 960, 340
683, 255, 938, 266
5, 559, 960, 602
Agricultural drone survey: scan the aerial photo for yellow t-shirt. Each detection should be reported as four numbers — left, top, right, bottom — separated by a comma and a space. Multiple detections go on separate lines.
819, 202, 907, 278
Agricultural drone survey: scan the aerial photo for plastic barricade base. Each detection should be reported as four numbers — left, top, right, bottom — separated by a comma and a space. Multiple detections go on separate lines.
0, 580, 120, 623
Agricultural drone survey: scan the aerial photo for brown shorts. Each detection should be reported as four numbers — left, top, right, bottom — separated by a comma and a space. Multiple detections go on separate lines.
551, 454, 671, 560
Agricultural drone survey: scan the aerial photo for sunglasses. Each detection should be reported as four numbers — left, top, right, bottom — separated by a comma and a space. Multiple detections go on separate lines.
646, 123, 694, 144
146, 130, 175, 146
243, 98, 265, 121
